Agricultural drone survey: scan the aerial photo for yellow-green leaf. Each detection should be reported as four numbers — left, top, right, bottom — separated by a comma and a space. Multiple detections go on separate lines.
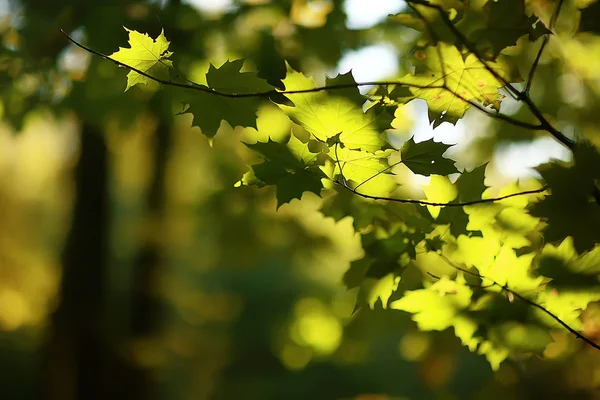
110, 27, 173, 91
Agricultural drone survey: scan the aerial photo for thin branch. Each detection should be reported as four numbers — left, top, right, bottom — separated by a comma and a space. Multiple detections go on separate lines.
61, 29, 238, 96
61, 29, 543, 132
335, 178, 547, 207
438, 254, 600, 351
549, 0, 566, 29
525, 36, 549, 96
525, 0, 565, 96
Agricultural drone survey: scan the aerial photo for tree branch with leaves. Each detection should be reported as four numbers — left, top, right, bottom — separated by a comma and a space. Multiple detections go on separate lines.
64, 0, 600, 371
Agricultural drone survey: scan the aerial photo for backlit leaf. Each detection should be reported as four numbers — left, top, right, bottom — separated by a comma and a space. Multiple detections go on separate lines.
393, 43, 515, 127
401, 137, 458, 176
182, 60, 274, 138
110, 27, 173, 91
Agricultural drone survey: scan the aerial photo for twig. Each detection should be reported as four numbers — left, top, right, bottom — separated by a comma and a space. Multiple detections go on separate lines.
524, 0, 564, 95
334, 178, 547, 207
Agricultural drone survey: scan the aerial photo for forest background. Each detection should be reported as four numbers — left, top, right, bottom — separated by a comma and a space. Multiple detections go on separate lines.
1, 0, 600, 399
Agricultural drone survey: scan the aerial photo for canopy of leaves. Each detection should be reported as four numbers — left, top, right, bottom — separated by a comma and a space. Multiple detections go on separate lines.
101, 12, 600, 372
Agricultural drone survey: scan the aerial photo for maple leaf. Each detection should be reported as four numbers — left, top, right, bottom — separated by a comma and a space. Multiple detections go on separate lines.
437, 207, 472, 237
346, 229, 416, 284
467, 290, 552, 369
535, 239, 600, 330
478, 246, 543, 294
241, 136, 325, 208
110, 27, 173, 91
469, 0, 550, 59
330, 147, 397, 196
277, 67, 393, 151
434, 164, 488, 237
388, 0, 465, 47
456, 164, 489, 202
391, 275, 476, 334
400, 137, 458, 176
529, 143, 600, 253
256, 30, 286, 90
392, 43, 515, 127
579, 1, 600, 34
319, 188, 388, 229
182, 60, 275, 138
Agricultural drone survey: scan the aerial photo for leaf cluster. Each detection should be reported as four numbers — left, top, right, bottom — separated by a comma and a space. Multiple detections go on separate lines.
84, 0, 600, 371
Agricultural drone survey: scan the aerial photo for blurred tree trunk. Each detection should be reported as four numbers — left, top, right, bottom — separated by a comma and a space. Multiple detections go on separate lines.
124, 115, 171, 400
41, 122, 109, 400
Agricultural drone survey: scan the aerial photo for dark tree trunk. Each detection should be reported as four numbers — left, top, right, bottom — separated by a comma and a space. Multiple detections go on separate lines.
41, 122, 109, 400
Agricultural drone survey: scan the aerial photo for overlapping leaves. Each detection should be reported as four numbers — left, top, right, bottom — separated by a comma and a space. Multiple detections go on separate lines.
277, 69, 393, 151
389, 43, 515, 126
530, 142, 600, 253
240, 135, 326, 208
103, 19, 600, 373
182, 60, 276, 138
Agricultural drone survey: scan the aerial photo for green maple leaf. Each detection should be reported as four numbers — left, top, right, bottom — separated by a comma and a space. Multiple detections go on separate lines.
478, 320, 552, 369
393, 43, 515, 127
400, 137, 458, 176
388, 0, 465, 47
324, 72, 365, 108
469, 0, 550, 59
478, 246, 543, 294
277, 67, 392, 151
537, 238, 600, 288
256, 30, 286, 90
535, 239, 600, 330
363, 229, 416, 279
530, 144, 600, 253
241, 136, 325, 208
347, 226, 424, 311
435, 164, 488, 237
319, 189, 388, 230
110, 27, 174, 91
345, 225, 430, 313
468, 291, 552, 370
579, 1, 600, 34
182, 60, 275, 138
391, 275, 477, 340
330, 147, 398, 195
456, 163, 488, 202
437, 207, 473, 237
